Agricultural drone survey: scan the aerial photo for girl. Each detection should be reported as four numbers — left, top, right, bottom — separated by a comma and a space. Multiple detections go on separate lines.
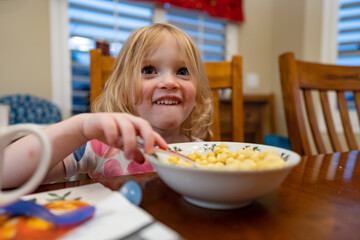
3, 23, 213, 189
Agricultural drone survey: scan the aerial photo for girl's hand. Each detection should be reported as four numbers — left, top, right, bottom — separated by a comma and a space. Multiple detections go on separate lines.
79, 113, 167, 163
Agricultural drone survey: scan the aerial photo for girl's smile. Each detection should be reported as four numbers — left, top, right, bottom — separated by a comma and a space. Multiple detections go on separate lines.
152, 95, 182, 105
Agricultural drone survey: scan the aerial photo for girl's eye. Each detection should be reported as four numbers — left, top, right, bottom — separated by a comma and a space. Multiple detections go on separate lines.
177, 67, 189, 76
142, 66, 157, 74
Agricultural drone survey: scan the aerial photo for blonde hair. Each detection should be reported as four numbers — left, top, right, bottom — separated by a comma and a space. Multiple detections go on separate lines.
92, 23, 213, 139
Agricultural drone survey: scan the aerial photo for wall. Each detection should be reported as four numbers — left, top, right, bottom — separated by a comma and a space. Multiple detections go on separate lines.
0, 0, 51, 101
271, 0, 308, 136
238, 0, 276, 95
239, 0, 326, 136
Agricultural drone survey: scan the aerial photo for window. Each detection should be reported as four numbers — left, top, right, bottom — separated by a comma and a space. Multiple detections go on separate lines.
320, 0, 360, 134
337, 0, 360, 66
337, 0, 360, 111
51, 0, 234, 117
68, 0, 153, 114
165, 5, 226, 61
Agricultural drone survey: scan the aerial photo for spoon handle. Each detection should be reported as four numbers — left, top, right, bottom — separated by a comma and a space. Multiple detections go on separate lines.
117, 136, 199, 167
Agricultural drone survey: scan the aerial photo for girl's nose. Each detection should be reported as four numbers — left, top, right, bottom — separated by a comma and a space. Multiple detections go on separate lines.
158, 74, 180, 90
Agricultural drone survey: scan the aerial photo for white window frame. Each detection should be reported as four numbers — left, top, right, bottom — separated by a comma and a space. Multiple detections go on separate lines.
49, 0, 72, 119
49, 1, 239, 119
320, 0, 359, 134
320, 0, 338, 65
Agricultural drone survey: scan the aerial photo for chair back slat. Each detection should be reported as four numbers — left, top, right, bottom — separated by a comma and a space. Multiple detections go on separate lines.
231, 55, 244, 142
205, 55, 244, 142
279, 52, 360, 155
206, 62, 232, 87
319, 91, 342, 152
337, 91, 358, 150
297, 61, 360, 90
303, 90, 326, 153
90, 49, 115, 106
355, 91, 360, 124
279, 53, 312, 155
210, 91, 221, 140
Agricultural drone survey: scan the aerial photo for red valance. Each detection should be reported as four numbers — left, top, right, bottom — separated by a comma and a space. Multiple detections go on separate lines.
138, 0, 244, 22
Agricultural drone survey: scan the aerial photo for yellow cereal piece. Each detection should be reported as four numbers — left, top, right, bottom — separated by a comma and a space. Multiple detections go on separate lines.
168, 156, 179, 164
177, 161, 193, 168
207, 152, 215, 158
250, 152, 261, 162
228, 151, 237, 159
217, 153, 228, 163
195, 158, 203, 163
199, 159, 208, 165
194, 151, 202, 158
226, 157, 235, 165
206, 163, 218, 169
213, 146, 221, 155
239, 160, 256, 170
215, 162, 225, 168
220, 148, 229, 154
220, 143, 228, 149
187, 153, 196, 161
208, 156, 217, 163
237, 153, 245, 161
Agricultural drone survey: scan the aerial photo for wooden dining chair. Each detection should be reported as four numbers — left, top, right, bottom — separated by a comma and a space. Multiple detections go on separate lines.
90, 49, 244, 142
279, 52, 360, 155
205, 55, 244, 142
89, 49, 116, 105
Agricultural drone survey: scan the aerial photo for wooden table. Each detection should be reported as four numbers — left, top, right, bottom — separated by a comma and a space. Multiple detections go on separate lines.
35, 151, 360, 240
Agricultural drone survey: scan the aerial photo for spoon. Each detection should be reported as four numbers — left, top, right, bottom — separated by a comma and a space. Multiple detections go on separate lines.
134, 137, 200, 168
149, 147, 200, 167
116, 136, 199, 167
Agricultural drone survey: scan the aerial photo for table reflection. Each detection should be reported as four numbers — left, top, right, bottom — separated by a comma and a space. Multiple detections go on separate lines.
297, 151, 359, 182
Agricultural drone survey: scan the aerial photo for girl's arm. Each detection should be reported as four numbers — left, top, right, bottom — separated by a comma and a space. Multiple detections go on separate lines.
3, 113, 167, 189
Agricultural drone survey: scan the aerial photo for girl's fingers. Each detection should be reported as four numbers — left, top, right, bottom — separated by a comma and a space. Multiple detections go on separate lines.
125, 115, 167, 154
127, 116, 155, 153
84, 113, 167, 160
114, 115, 137, 159
132, 148, 145, 163
153, 131, 168, 150
101, 115, 121, 146
82, 113, 117, 144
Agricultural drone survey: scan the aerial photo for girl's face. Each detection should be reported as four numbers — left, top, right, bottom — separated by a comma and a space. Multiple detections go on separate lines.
134, 34, 197, 135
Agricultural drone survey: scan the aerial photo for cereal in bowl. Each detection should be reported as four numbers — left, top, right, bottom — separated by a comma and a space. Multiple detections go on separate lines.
167, 143, 286, 170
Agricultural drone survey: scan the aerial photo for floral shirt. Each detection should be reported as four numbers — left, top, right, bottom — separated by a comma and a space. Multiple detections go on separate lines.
64, 140, 154, 179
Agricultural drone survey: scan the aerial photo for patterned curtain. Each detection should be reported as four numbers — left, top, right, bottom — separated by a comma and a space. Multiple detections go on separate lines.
137, 0, 244, 22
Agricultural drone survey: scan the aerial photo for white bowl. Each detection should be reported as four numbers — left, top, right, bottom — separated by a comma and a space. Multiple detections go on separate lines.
146, 142, 301, 210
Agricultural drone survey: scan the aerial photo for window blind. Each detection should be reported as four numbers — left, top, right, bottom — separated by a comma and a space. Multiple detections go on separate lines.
165, 5, 226, 61
337, 0, 360, 110
337, 0, 360, 66
68, 0, 153, 114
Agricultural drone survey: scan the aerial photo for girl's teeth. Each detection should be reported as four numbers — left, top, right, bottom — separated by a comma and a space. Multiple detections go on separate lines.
156, 100, 179, 105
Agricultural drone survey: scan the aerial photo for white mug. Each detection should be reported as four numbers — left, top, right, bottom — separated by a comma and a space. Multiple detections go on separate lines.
0, 105, 51, 206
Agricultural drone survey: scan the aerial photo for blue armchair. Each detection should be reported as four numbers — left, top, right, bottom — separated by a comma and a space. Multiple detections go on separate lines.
0, 94, 62, 124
